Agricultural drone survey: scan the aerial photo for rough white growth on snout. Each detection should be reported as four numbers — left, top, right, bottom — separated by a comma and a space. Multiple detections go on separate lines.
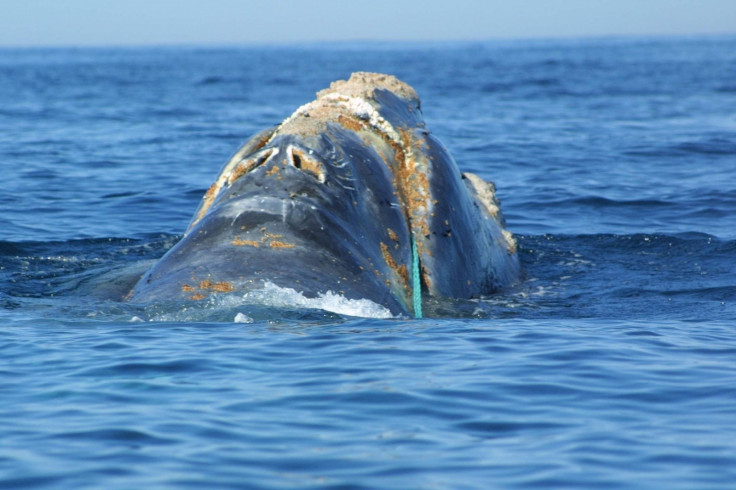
324, 94, 401, 144
274, 94, 402, 146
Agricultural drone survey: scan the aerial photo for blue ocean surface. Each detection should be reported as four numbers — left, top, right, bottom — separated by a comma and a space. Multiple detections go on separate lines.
1, 36, 736, 488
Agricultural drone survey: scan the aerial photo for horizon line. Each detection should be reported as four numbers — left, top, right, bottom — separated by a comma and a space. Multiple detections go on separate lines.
2, 31, 734, 50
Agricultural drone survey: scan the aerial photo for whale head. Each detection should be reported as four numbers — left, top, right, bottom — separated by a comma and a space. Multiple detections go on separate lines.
130, 73, 520, 317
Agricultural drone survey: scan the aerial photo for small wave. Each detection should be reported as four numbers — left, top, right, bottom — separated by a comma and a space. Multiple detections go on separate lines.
52, 427, 176, 445
563, 195, 672, 209
674, 138, 736, 156
196, 76, 226, 85
715, 85, 736, 93
0, 241, 25, 255
626, 137, 736, 157
480, 77, 567, 95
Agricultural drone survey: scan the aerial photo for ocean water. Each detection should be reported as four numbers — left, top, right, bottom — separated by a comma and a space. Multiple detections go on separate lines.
1, 36, 735, 488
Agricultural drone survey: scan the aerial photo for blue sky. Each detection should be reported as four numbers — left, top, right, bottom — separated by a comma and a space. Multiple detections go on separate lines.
1, 0, 734, 46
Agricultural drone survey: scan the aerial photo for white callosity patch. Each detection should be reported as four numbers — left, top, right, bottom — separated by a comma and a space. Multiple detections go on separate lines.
462, 171, 517, 253
186, 147, 281, 234
274, 93, 402, 146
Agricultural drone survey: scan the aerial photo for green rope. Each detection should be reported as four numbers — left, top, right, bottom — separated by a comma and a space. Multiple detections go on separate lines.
411, 236, 423, 319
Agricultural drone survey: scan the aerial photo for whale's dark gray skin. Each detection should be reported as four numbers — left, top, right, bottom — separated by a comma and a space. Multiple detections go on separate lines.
129, 73, 520, 317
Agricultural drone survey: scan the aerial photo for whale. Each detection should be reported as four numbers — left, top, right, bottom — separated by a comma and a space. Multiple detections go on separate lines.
128, 72, 520, 317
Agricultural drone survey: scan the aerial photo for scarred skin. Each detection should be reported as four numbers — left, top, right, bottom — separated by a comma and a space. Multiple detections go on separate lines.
129, 72, 520, 317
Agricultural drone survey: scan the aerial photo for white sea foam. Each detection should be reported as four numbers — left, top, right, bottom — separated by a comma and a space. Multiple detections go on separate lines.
144, 284, 393, 322
242, 281, 394, 319
233, 312, 254, 323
